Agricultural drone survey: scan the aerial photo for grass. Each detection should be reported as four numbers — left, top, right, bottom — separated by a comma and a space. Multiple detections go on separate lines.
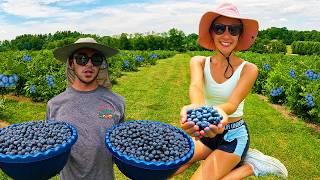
286, 45, 292, 54
0, 54, 319, 179
0, 97, 46, 124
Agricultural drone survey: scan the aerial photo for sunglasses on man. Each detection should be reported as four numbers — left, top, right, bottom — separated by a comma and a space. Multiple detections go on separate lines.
73, 53, 106, 66
211, 23, 243, 36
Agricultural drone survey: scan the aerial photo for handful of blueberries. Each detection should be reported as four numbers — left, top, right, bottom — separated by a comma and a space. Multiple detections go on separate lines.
109, 121, 190, 162
187, 106, 223, 130
0, 121, 72, 155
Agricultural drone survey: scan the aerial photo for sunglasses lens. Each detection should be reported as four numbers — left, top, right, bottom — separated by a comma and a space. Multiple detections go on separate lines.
212, 23, 226, 35
75, 54, 89, 66
91, 53, 105, 66
212, 23, 242, 36
229, 25, 242, 36
74, 53, 105, 66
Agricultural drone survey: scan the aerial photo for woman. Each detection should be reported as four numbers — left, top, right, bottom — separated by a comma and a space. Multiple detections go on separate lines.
175, 3, 288, 179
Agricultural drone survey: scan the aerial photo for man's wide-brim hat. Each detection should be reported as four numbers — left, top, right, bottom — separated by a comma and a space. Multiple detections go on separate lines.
53, 37, 118, 62
198, 2, 259, 51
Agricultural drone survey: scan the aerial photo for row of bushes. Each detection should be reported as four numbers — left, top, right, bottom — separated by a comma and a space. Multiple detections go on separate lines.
249, 39, 320, 56
249, 39, 287, 54
187, 51, 319, 123
0, 50, 176, 102
292, 41, 320, 55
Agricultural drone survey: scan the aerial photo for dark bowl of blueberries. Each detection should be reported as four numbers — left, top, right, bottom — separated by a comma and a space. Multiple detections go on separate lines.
105, 120, 194, 180
0, 120, 78, 180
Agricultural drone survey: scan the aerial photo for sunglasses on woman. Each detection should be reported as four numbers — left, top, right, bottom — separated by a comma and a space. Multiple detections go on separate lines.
211, 23, 243, 36
73, 53, 106, 66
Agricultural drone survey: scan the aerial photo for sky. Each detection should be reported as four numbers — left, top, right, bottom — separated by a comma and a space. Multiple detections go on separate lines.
0, 0, 319, 41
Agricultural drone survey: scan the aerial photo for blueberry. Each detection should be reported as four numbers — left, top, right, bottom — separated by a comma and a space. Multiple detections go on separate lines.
0, 121, 73, 155
187, 106, 223, 130
109, 121, 191, 163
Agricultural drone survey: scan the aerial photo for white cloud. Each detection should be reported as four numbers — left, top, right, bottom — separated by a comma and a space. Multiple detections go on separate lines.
41, 0, 93, 4
0, 0, 95, 18
0, 0, 319, 40
0, 0, 64, 18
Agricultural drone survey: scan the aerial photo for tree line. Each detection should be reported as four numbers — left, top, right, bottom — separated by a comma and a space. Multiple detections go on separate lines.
0, 27, 319, 53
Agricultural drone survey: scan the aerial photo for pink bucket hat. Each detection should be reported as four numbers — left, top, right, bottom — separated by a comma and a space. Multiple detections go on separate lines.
198, 2, 259, 51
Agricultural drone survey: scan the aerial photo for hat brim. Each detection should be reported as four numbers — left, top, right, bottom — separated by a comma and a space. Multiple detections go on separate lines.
53, 43, 119, 62
198, 11, 259, 51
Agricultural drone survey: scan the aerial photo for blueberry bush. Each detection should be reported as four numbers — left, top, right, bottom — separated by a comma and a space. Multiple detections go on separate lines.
0, 50, 176, 102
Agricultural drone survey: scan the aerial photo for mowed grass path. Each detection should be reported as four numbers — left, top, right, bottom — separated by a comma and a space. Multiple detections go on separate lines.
1, 54, 319, 179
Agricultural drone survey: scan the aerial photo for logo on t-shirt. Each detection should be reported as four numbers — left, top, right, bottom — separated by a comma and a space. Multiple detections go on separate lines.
97, 103, 119, 120
98, 109, 114, 119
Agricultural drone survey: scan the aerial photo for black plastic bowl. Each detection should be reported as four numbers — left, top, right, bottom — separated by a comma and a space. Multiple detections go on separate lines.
0, 122, 78, 180
105, 120, 194, 180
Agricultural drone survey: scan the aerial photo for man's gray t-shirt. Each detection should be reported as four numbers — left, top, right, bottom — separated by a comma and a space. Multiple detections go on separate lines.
46, 86, 125, 180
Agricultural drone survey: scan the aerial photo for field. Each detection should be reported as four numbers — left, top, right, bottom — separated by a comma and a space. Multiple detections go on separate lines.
0, 54, 319, 179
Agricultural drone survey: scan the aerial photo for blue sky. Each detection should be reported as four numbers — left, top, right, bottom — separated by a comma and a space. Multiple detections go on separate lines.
0, 0, 319, 40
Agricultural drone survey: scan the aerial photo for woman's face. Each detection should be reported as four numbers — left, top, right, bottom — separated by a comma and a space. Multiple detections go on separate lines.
211, 16, 242, 55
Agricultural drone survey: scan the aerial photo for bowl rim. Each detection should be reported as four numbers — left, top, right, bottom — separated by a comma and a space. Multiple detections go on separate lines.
0, 121, 78, 163
105, 120, 194, 170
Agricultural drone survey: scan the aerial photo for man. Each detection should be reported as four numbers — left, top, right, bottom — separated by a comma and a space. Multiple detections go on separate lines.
46, 37, 125, 180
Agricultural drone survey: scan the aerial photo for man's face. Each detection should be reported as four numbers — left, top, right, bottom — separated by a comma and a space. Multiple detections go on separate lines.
71, 48, 103, 85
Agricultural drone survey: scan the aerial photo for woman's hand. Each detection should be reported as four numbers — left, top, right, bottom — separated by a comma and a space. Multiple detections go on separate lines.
180, 104, 203, 140
200, 107, 229, 138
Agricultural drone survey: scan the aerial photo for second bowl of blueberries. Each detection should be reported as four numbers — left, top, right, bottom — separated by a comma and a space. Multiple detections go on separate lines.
105, 120, 194, 180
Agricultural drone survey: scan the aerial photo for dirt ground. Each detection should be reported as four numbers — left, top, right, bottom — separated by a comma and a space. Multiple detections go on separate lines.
257, 95, 320, 133
0, 119, 10, 128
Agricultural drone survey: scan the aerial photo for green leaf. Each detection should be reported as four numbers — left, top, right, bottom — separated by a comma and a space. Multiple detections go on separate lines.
3, 70, 13, 75
15, 64, 26, 74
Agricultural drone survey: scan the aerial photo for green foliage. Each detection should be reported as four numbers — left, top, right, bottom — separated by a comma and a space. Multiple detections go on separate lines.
167, 28, 186, 52
119, 33, 132, 50
249, 38, 270, 53
1, 28, 319, 53
246, 53, 320, 122
184, 33, 202, 51
291, 41, 320, 55
0, 97, 6, 114
259, 27, 320, 44
267, 40, 287, 54
249, 39, 286, 54
0, 50, 176, 102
